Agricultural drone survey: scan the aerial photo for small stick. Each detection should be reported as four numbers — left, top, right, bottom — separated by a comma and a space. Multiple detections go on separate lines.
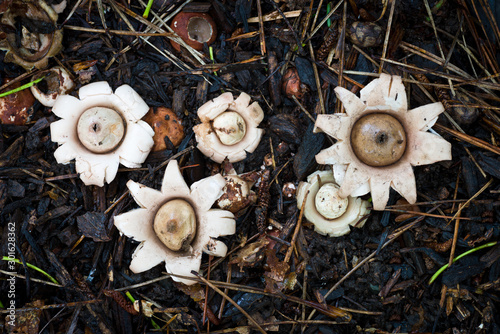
256, 0, 266, 55
217, 264, 232, 320
247, 10, 301, 23
285, 191, 308, 263
308, 0, 344, 41
448, 204, 463, 267
64, 25, 174, 36
308, 40, 325, 114
434, 123, 500, 156
381, 209, 474, 221
378, 0, 396, 73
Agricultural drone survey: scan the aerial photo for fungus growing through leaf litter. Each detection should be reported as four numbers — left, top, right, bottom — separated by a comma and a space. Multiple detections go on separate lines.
194, 92, 265, 163
170, 12, 217, 51
50, 81, 154, 186
314, 74, 452, 210
297, 170, 370, 237
216, 167, 257, 214
0, 0, 63, 70
114, 160, 236, 285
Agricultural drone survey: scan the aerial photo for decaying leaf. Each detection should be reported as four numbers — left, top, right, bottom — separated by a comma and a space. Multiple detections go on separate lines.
76, 211, 111, 242
5, 300, 44, 334
230, 236, 269, 271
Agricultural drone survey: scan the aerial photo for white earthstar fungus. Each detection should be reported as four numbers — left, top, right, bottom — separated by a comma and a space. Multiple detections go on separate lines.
314, 74, 452, 210
194, 92, 265, 163
114, 160, 236, 285
297, 170, 370, 237
50, 81, 154, 186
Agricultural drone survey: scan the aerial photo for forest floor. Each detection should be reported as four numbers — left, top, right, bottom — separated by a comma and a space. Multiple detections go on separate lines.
1, 0, 500, 333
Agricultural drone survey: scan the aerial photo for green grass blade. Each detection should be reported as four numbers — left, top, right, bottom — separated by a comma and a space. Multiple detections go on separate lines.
0, 76, 45, 98
428, 241, 497, 285
2, 256, 59, 285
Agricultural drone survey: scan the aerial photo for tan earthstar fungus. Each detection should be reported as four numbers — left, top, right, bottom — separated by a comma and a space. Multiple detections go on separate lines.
314, 74, 452, 210
114, 160, 236, 285
194, 92, 264, 163
297, 170, 370, 237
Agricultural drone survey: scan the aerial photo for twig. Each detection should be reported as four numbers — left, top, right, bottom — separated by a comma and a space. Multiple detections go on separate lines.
381, 209, 474, 221
448, 204, 462, 267
423, 0, 455, 95
307, 40, 325, 114
63, 25, 174, 36
378, 0, 396, 73
285, 190, 308, 263
308, 0, 344, 42
434, 123, 500, 156
247, 10, 302, 23
292, 95, 316, 123
256, 0, 266, 55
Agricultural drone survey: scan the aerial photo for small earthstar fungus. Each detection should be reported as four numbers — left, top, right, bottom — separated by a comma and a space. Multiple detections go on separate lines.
50, 81, 154, 186
0, 0, 63, 70
216, 166, 257, 214
314, 74, 452, 210
114, 160, 236, 285
30, 66, 75, 107
297, 170, 370, 237
170, 12, 217, 51
194, 92, 264, 163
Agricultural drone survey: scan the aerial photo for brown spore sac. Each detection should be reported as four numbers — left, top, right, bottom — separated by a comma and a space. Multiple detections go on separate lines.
350, 113, 406, 167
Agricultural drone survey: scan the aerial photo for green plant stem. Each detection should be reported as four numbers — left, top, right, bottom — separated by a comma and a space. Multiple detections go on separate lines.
428, 241, 497, 285
126, 291, 159, 328
425, 0, 446, 22
1, 256, 59, 284
0, 76, 45, 98
327, 2, 332, 27
143, 0, 154, 18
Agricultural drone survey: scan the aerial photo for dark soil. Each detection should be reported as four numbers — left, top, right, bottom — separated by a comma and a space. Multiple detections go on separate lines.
1, 0, 500, 333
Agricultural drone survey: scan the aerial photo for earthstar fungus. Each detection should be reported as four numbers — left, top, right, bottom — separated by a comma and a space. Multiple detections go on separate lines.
0, 0, 63, 70
114, 160, 236, 285
216, 169, 257, 214
297, 170, 370, 237
50, 81, 154, 186
194, 92, 264, 163
314, 74, 452, 210
30, 66, 75, 107
170, 12, 217, 51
